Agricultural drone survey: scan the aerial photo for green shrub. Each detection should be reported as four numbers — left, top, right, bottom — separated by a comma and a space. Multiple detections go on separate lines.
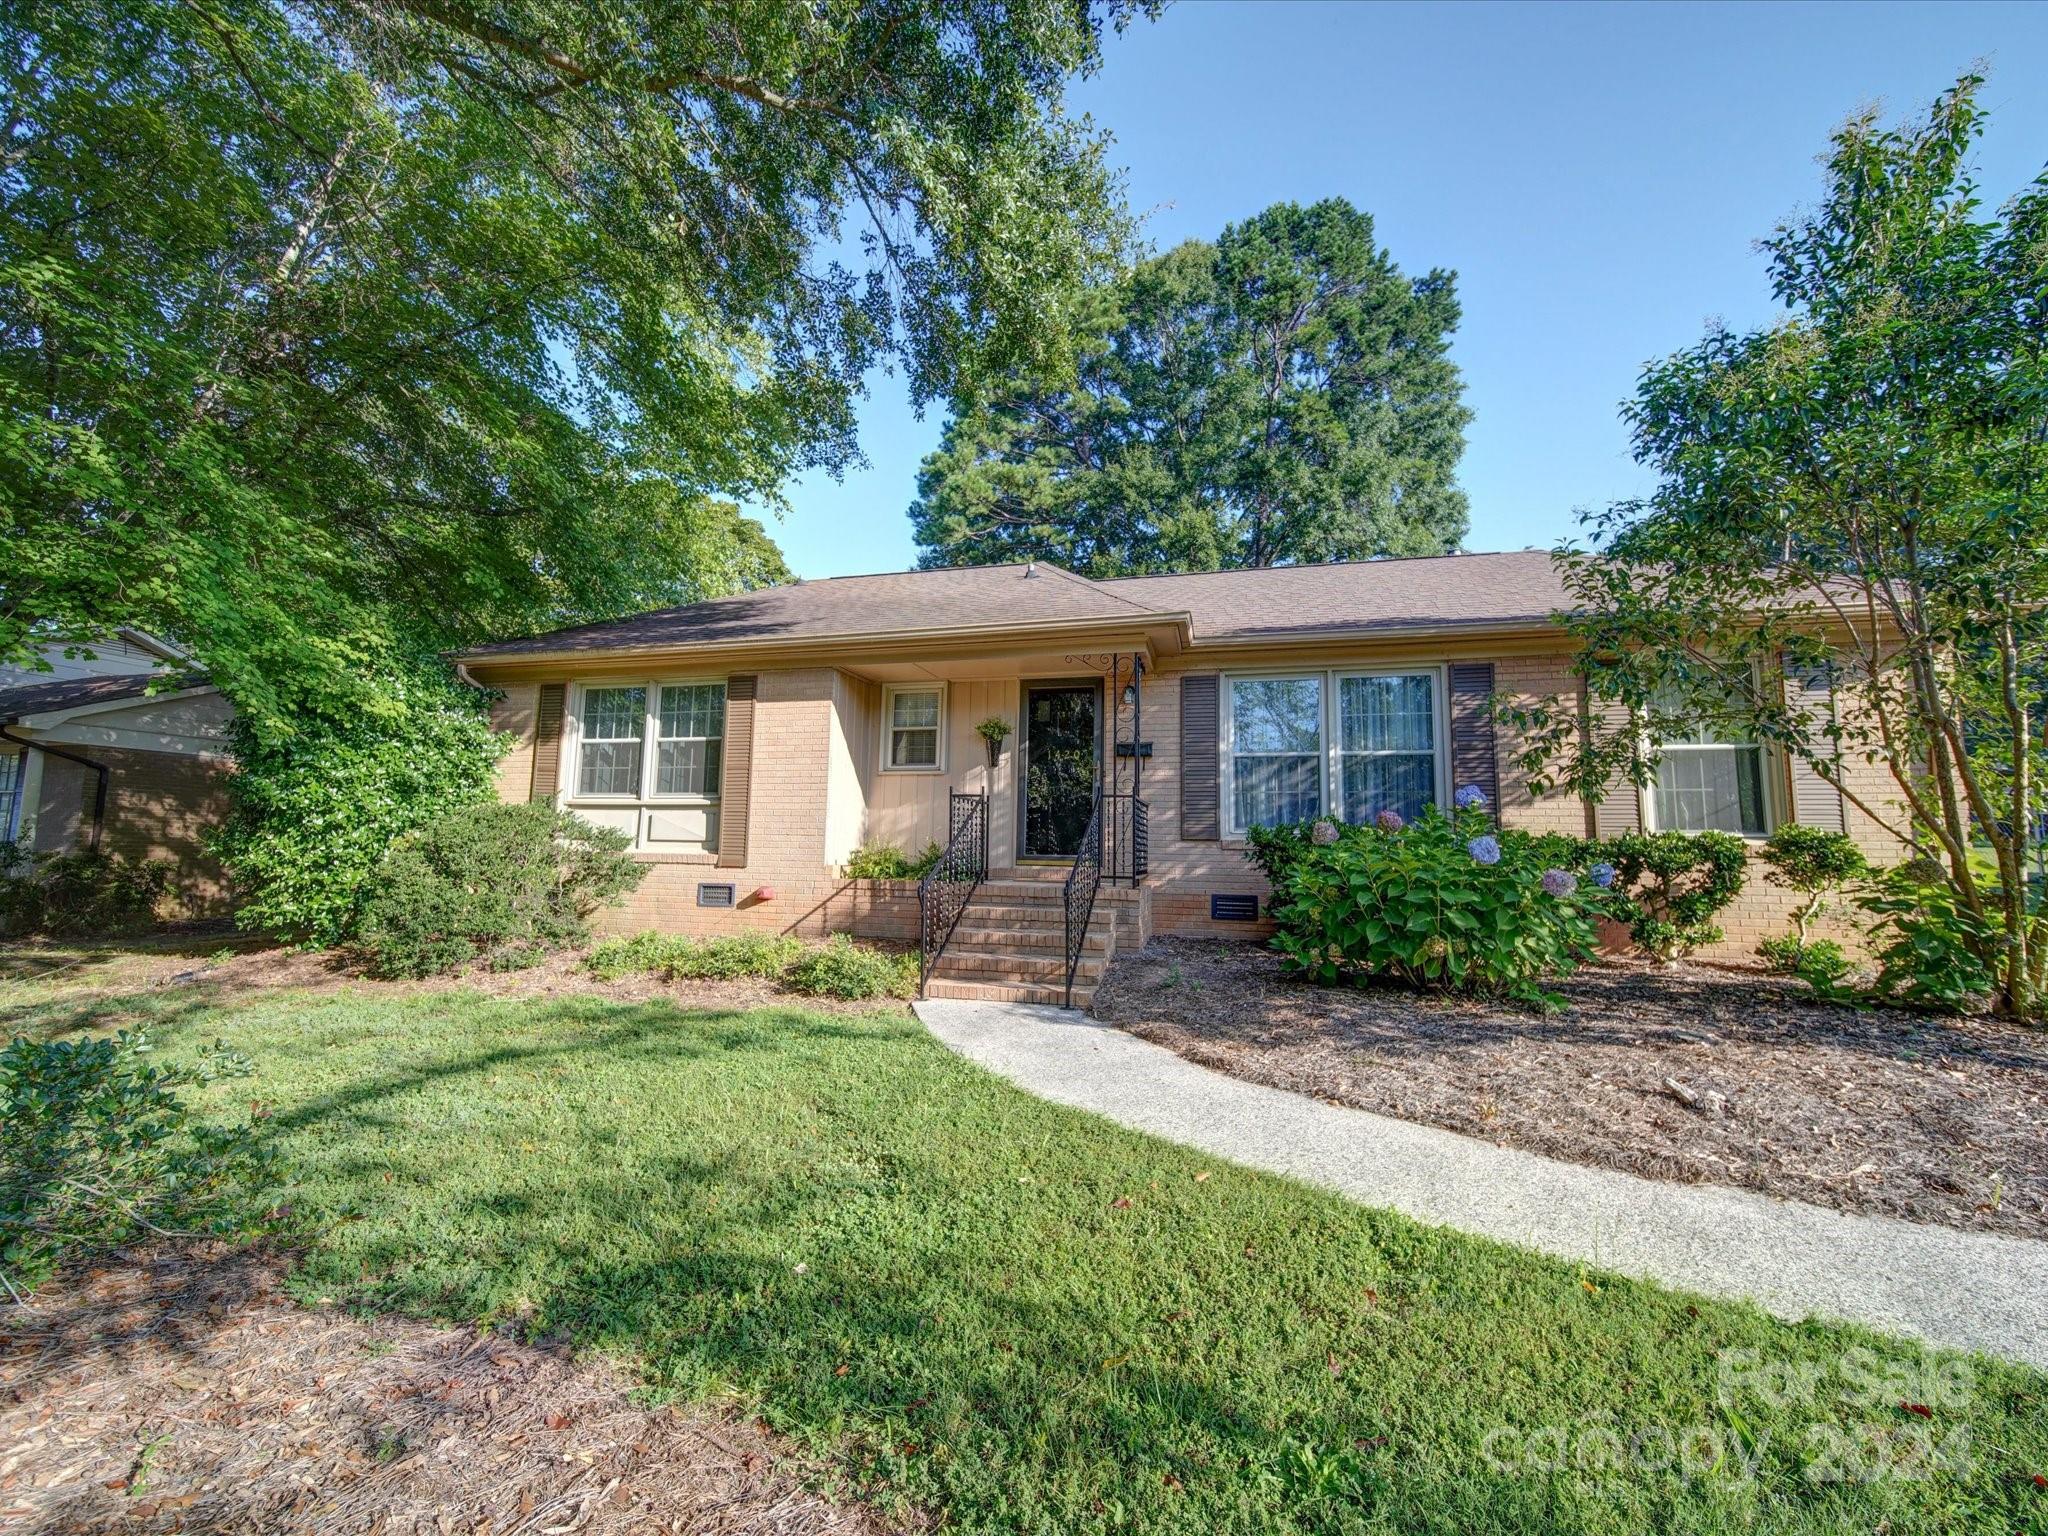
215, 670, 508, 944
1601, 830, 1748, 960
1860, 862, 1998, 1012
0, 844, 174, 937
1258, 804, 1617, 1006
358, 802, 645, 978
1792, 938, 1853, 992
586, 930, 696, 981
670, 932, 803, 980
1, 1030, 276, 1297
783, 935, 918, 1000
1759, 826, 1868, 945
1756, 933, 1805, 974
843, 841, 946, 880
904, 840, 945, 879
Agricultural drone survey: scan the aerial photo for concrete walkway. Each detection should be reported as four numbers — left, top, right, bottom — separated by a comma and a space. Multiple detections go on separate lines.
914, 999, 2048, 1370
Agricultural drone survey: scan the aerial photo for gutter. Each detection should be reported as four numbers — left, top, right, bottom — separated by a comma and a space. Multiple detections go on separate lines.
0, 724, 109, 855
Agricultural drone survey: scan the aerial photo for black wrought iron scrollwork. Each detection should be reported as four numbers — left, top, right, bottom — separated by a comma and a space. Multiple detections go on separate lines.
918, 790, 988, 996
1062, 785, 1104, 1008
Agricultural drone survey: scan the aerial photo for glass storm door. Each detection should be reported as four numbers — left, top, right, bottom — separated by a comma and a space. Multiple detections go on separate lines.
1021, 683, 1099, 858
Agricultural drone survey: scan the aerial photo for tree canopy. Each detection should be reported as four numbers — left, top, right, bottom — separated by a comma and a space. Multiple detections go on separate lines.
1, 0, 1145, 730
1506, 76, 2048, 1016
910, 197, 1470, 575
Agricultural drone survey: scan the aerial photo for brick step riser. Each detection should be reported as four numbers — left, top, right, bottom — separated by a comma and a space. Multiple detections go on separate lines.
947, 926, 1110, 951
933, 954, 1106, 982
923, 978, 1093, 1008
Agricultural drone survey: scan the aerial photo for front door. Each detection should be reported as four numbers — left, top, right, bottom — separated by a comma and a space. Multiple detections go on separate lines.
1020, 683, 1099, 858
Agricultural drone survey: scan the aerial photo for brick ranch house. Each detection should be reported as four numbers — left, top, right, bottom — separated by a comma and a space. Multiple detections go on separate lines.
458, 552, 1902, 1005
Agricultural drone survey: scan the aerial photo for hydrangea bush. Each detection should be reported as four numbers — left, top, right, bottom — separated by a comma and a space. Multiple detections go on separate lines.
1246, 790, 1625, 1006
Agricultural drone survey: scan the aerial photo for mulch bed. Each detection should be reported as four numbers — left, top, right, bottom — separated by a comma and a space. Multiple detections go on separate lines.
0, 1246, 896, 1535
1092, 938, 2048, 1241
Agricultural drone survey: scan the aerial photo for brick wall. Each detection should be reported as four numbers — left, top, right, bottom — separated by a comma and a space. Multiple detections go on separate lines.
30, 747, 233, 916
489, 683, 540, 801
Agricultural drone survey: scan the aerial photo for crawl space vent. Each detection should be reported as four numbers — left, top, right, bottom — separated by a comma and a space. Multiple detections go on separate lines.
696, 882, 737, 909
1210, 893, 1258, 923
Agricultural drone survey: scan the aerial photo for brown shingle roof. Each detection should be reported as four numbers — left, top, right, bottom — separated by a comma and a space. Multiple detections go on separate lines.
460, 563, 1175, 658
1099, 550, 1570, 641
0, 672, 207, 724
458, 551, 1573, 661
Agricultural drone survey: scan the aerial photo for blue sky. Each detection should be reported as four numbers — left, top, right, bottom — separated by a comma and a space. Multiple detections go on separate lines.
752, 0, 2048, 579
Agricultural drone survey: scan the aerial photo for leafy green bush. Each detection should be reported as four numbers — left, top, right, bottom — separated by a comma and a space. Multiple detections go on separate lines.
0, 845, 174, 937
214, 670, 508, 944
1257, 803, 1618, 1006
1759, 826, 1868, 946
1600, 830, 1749, 961
1756, 933, 1805, 974
586, 930, 696, 981
358, 802, 645, 978
783, 935, 919, 1000
1860, 863, 1998, 1012
670, 932, 804, 980
843, 841, 945, 880
1, 1029, 276, 1297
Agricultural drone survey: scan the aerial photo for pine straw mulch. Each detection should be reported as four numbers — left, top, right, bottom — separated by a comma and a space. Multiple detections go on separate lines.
0, 1245, 899, 1536
0, 937, 914, 1021
1091, 938, 2048, 1241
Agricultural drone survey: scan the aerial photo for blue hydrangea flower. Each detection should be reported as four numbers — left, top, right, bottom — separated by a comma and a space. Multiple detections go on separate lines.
1589, 861, 1616, 888
1467, 834, 1501, 866
1541, 867, 1578, 897
1375, 808, 1405, 833
1454, 784, 1489, 811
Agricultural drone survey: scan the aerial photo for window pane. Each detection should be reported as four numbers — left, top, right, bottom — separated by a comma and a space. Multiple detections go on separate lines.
1232, 677, 1321, 754
1653, 746, 1765, 835
0, 753, 17, 835
1234, 754, 1321, 829
1339, 674, 1434, 753
578, 740, 642, 797
891, 690, 940, 730
892, 727, 938, 767
659, 683, 724, 742
582, 686, 646, 741
1651, 679, 1756, 746
657, 738, 723, 796
1340, 752, 1436, 824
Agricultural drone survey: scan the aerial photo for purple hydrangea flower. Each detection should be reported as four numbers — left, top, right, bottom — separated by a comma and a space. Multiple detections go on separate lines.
1310, 818, 1341, 846
1467, 834, 1501, 866
1374, 808, 1405, 833
1541, 867, 1578, 897
1454, 784, 1489, 811
1589, 861, 1617, 889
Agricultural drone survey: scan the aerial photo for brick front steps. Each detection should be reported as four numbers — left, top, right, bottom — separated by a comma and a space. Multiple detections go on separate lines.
923, 876, 1120, 1008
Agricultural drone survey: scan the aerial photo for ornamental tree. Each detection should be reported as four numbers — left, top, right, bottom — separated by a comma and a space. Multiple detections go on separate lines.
1503, 76, 2048, 1017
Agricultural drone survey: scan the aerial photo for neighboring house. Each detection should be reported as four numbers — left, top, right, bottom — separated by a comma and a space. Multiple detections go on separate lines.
0, 633, 235, 916
458, 553, 1902, 1003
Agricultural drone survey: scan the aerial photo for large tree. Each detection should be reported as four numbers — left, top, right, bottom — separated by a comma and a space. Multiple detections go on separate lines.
1, 0, 1144, 730
910, 197, 1470, 574
1507, 76, 2048, 1018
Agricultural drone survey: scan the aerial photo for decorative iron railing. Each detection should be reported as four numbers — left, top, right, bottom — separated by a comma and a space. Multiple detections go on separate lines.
1102, 791, 1148, 883
918, 790, 988, 996
1062, 785, 1105, 1008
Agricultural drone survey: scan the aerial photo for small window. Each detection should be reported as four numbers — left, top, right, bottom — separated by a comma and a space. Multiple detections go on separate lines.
1336, 672, 1438, 824
0, 753, 20, 840
886, 685, 943, 771
577, 685, 646, 797
1650, 682, 1770, 836
1228, 675, 1322, 832
656, 683, 725, 797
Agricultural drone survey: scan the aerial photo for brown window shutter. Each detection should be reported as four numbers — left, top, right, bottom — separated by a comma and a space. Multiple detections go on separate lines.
717, 674, 757, 868
1586, 692, 1642, 836
1180, 673, 1221, 841
1783, 653, 1846, 832
1447, 662, 1499, 822
529, 683, 566, 803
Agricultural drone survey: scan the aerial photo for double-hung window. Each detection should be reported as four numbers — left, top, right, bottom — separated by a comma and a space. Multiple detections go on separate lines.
1649, 681, 1770, 836
656, 683, 725, 796
1336, 672, 1438, 825
1223, 668, 1446, 836
885, 685, 943, 771
577, 685, 647, 797
1228, 676, 1324, 830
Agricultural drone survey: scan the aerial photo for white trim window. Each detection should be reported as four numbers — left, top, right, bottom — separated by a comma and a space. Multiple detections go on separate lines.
1336, 671, 1439, 825
655, 683, 725, 796
576, 684, 647, 798
1648, 683, 1771, 836
0, 752, 20, 842
1226, 675, 1323, 831
884, 684, 944, 771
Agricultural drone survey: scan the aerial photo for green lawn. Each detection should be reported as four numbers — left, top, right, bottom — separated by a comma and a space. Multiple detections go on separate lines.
6, 966, 2044, 1534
